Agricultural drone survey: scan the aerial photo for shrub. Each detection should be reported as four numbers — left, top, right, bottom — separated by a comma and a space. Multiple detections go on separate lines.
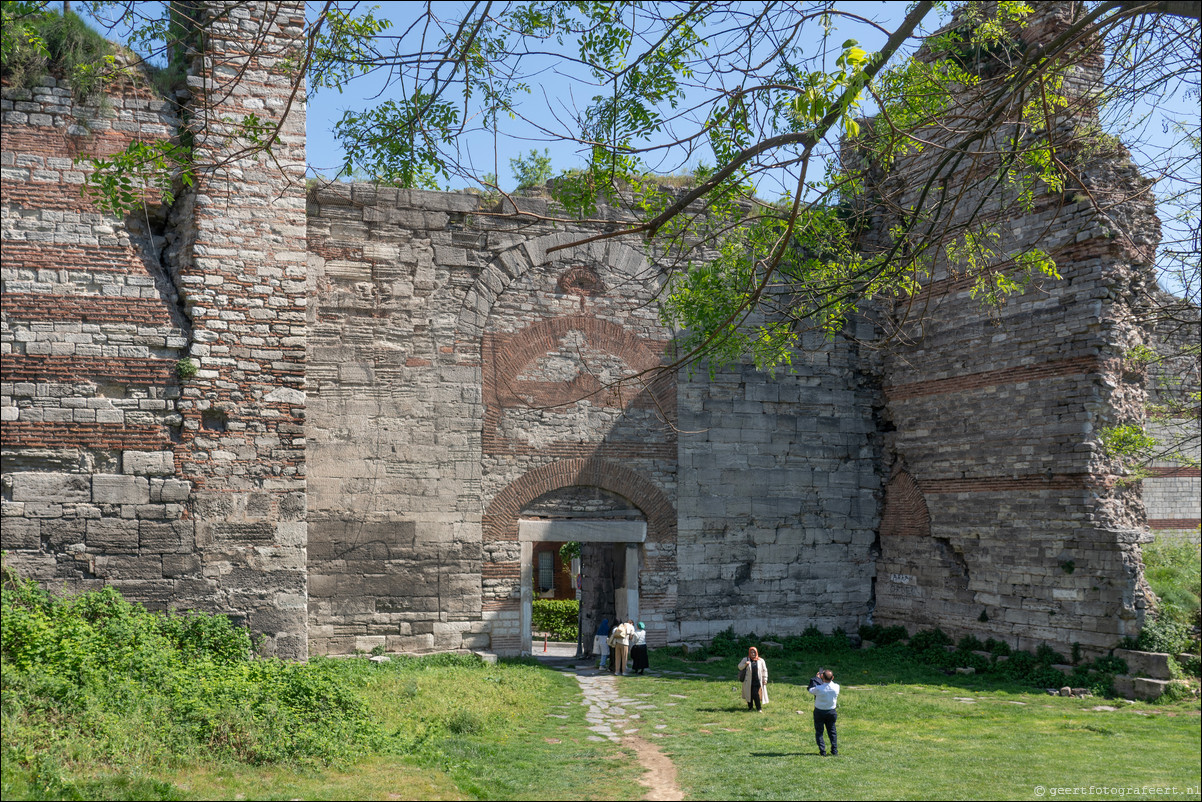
984, 638, 1011, 656
908, 628, 951, 652
1035, 643, 1066, 666
956, 634, 985, 653
1, 572, 380, 769
531, 599, 578, 641
1135, 615, 1193, 655
0, 6, 113, 100
859, 624, 908, 645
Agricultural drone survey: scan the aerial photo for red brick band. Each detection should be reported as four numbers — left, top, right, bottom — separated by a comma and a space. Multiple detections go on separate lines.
885, 356, 1105, 402
2, 293, 176, 326
1, 421, 172, 450
1148, 519, 1201, 531
1146, 467, 1201, 478
2, 354, 175, 385
0, 242, 160, 274
921, 473, 1102, 493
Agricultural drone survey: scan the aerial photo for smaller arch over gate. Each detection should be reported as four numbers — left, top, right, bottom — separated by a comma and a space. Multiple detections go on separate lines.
482, 458, 677, 655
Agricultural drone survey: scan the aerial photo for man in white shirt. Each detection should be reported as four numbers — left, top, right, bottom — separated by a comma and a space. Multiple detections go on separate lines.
807, 669, 840, 756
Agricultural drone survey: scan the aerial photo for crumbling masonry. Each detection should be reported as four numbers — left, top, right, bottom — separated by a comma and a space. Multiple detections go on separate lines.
2, 2, 1197, 660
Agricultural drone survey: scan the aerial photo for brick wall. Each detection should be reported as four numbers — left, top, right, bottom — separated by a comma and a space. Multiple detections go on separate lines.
169, 1, 309, 659
867, 3, 1161, 653
2, 1, 308, 658
2, 55, 192, 603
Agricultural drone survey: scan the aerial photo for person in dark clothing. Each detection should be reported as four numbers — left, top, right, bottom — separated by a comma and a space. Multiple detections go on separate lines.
630, 621, 649, 674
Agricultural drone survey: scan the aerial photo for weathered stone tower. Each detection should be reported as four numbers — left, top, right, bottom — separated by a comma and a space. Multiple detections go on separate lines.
1, 1, 309, 658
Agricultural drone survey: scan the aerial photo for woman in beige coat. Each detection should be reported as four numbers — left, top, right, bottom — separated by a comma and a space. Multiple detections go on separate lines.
738, 646, 769, 711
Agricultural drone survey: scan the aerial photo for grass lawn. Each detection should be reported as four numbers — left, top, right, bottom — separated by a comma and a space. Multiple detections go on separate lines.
3, 648, 1198, 800
623, 651, 1201, 801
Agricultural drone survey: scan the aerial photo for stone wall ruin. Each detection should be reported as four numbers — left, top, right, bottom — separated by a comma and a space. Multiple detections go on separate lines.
3, 1, 1196, 659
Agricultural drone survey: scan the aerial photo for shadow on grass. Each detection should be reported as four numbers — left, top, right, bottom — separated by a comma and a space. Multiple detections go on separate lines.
750, 752, 812, 758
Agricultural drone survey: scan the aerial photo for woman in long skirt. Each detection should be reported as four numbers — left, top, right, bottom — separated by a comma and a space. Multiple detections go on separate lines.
630, 621, 650, 674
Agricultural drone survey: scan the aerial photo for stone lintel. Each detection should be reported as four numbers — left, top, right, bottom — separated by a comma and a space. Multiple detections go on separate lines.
517, 518, 646, 543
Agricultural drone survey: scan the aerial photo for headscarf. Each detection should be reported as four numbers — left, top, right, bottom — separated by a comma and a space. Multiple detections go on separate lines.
637, 622, 645, 630
597, 618, 611, 636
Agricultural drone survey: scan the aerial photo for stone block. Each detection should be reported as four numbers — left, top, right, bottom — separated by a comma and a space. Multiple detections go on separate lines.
162, 553, 201, 577
12, 472, 91, 503
1114, 648, 1173, 680
93, 474, 150, 505
140, 521, 187, 552
1132, 677, 1172, 701
122, 451, 174, 477
0, 518, 40, 550
94, 554, 163, 581
87, 518, 140, 552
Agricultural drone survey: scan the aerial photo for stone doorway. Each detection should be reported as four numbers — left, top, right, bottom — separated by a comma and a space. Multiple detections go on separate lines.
518, 518, 645, 657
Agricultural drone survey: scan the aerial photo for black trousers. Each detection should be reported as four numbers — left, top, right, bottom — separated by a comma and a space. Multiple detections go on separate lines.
813, 708, 837, 754
747, 683, 763, 711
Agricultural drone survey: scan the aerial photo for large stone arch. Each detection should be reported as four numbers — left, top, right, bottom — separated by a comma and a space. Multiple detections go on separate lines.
454, 234, 655, 349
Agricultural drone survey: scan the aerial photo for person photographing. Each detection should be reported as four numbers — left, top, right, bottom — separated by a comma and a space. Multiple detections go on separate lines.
807, 669, 840, 756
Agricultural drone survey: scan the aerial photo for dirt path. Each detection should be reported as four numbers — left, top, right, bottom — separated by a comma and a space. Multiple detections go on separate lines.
575, 672, 684, 801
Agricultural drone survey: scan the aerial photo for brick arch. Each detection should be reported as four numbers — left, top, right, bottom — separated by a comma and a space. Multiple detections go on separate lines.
454, 235, 652, 347
483, 458, 676, 544
880, 469, 930, 538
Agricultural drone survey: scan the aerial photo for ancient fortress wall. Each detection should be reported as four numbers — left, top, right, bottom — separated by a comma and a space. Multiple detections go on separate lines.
2, 2, 309, 658
305, 187, 884, 652
2, 1, 1192, 658
868, 4, 1162, 651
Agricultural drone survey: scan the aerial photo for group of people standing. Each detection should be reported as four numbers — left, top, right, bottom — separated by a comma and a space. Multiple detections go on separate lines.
739, 647, 842, 756
590, 628, 842, 756
593, 618, 649, 675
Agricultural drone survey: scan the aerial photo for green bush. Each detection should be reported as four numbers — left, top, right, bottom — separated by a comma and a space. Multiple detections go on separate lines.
859, 624, 909, 645
956, 634, 985, 653
908, 628, 951, 652
1035, 643, 1066, 666
1, 571, 380, 770
1135, 615, 1193, 655
531, 599, 578, 641
984, 638, 1011, 656
1140, 536, 1201, 654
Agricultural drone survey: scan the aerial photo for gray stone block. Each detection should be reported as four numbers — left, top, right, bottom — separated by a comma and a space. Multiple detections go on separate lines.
12, 472, 91, 503
0, 518, 40, 550
123, 451, 176, 476
87, 518, 140, 552
1114, 648, 1173, 680
93, 474, 150, 504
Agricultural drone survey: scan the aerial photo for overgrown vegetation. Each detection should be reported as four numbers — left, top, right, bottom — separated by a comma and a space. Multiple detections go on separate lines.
531, 598, 579, 641
1, 569, 631, 800
1, 567, 382, 774
1128, 536, 1202, 659
0, 4, 113, 101
667, 625, 1136, 696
